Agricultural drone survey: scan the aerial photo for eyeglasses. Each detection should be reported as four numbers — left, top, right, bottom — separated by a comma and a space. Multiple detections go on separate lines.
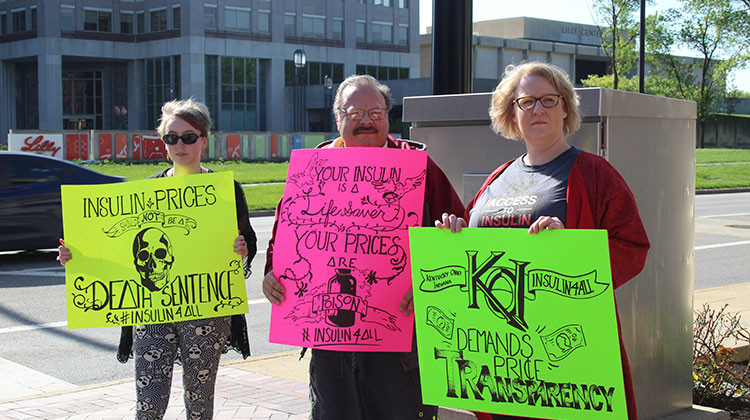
514, 94, 563, 111
162, 133, 201, 145
338, 108, 388, 121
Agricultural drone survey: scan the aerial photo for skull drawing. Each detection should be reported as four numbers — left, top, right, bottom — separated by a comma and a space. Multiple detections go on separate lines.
190, 411, 203, 420
133, 228, 174, 292
187, 344, 202, 359
161, 365, 173, 378
137, 401, 154, 411
195, 325, 215, 336
143, 348, 164, 362
136, 375, 152, 389
196, 369, 210, 384
185, 391, 200, 402
164, 333, 177, 344
135, 325, 147, 339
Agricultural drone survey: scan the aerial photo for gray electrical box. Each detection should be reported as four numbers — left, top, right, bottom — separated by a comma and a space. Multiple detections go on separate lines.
404, 88, 701, 420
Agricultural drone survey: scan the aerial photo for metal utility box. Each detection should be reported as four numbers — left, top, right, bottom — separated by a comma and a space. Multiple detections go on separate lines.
404, 88, 698, 420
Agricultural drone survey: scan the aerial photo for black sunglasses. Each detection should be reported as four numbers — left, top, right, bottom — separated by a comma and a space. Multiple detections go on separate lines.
162, 133, 201, 145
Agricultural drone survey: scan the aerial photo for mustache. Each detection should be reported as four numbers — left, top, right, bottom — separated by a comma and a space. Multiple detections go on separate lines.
354, 126, 378, 134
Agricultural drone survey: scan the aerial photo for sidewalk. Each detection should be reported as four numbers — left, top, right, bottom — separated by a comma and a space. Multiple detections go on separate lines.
2, 282, 749, 420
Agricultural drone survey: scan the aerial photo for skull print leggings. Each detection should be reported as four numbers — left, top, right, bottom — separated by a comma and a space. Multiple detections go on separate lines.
133, 316, 230, 420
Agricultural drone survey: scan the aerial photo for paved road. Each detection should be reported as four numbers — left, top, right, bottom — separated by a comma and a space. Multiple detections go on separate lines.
0, 192, 748, 386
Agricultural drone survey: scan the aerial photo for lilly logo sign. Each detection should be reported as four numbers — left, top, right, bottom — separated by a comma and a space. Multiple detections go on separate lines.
9, 134, 64, 158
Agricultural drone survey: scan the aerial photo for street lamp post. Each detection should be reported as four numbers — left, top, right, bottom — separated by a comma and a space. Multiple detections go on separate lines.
324, 75, 333, 133
293, 49, 306, 132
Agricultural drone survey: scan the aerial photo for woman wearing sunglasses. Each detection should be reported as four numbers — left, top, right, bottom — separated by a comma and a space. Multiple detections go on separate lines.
435, 62, 650, 420
58, 98, 256, 420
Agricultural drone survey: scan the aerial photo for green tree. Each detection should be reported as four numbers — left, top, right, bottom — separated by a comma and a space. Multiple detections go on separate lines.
591, 0, 641, 90
649, 0, 749, 147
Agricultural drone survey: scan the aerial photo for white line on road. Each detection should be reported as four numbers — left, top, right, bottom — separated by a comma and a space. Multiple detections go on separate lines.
697, 212, 750, 219
0, 301, 270, 334
695, 240, 750, 251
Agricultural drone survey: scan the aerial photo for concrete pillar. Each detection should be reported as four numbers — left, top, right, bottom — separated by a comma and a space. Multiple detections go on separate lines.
128, 60, 146, 130
37, 54, 63, 130
182, 52, 206, 102
268, 58, 286, 131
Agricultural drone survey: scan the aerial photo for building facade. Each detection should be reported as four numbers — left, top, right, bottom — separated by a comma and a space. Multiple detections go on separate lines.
0, 0, 418, 140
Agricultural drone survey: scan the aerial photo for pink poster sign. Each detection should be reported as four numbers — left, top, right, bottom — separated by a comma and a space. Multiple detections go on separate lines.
270, 148, 428, 351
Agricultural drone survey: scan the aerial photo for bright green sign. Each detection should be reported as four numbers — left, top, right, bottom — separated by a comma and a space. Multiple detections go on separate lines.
61, 171, 248, 329
409, 228, 627, 420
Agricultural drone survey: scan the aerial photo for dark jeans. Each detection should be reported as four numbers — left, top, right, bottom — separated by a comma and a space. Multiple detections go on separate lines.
309, 349, 438, 420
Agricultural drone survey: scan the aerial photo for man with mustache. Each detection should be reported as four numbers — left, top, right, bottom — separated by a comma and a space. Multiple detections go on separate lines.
262, 74, 464, 420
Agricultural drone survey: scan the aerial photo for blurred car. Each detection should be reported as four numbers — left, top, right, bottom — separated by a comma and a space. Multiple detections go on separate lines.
0, 152, 126, 252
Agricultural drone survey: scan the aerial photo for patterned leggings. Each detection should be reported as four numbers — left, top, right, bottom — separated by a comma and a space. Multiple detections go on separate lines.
133, 316, 230, 420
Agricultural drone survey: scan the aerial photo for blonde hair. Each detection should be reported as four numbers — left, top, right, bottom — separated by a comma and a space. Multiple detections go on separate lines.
157, 98, 213, 137
489, 62, 581, 140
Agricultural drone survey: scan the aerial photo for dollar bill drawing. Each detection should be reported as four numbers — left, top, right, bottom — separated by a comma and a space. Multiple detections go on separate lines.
426, 306, 455, 340
541, 324, 586, 362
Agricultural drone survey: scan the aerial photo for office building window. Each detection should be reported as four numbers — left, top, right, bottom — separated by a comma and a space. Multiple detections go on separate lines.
0, 13, 7, 35
136, 11, 145, 33
284, 13, 295, 36
372, 22, 392, 44
204, 5, 217, 30
398, 0, 408, 7
225, 7, 250, 32
84, 9, 112, 32
146, 56, 181, 130
356, 20, 365, 42
205, 55, 219, 124
12, 9, 25, 32
258, 10, 270, 34
285, 61, 344, 86
62, 70, 103, 129
375, 0, 392, 5
30, 6, 36, 31
356, 64, 408, 80
398, 24, 408, 46
121, 12, 134, 33
61, 7, 75, 31
151, 8, 167, 32
302, 15, 325, 39
16, 62, 38, 129
332, 18, 343, 40
219, 56, 261, 131
172, 6, 180, 29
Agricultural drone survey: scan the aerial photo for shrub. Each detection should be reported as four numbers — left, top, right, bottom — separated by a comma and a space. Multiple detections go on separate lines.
693, 303, 750, 406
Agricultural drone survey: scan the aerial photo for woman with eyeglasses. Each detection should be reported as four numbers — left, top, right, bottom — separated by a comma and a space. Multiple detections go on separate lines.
58, 98, 256, 420
435, 62, 649, 420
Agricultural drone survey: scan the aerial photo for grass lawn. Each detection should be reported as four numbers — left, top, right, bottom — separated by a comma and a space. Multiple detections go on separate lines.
79, 148, 749, 210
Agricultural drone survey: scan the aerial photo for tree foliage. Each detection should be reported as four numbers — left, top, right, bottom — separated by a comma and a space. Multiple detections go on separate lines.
591, 0, 642, 90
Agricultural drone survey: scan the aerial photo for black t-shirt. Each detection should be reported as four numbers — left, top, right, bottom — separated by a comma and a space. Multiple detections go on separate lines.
468, 147, 581, 228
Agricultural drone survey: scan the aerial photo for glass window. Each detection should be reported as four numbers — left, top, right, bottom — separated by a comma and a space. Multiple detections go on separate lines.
0, 13, 6, 35
60, 7, 74, 31
225, 7, 250, 32
12, 10, 25, 32
173, 6, 180, 29
398, 0, 408, 7
302, 15, 324, 39
398, 25, 408, 46
121, 12, 134, 34
284, 13, 295, 36
258, 10, 270, 34
84, 10, 111, 32
30, 7, 36, 31
356, 20, 365, 42
136, 11, 144, 33
332, 19, 343, 40
151, 9, 167, 32
204, 5, 217, 30
217, 56, 261, 131
372, 22, 392, 44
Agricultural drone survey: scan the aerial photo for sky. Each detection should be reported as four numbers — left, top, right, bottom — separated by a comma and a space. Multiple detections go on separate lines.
418, 0, 750, 92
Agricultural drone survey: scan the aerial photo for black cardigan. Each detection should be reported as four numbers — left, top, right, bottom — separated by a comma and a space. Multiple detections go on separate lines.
117, 168, 256, 362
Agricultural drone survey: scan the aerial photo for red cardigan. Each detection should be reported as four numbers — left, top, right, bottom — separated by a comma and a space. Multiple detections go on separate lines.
468, 151, 650, 420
